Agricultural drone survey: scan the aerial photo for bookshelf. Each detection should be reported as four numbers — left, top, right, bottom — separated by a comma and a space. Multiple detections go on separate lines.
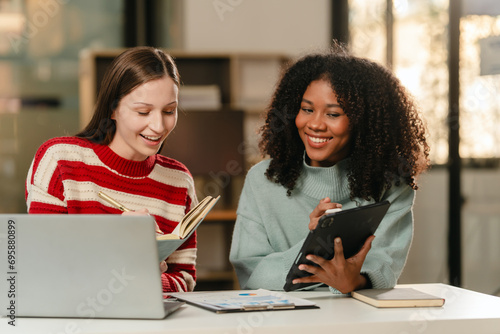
195, 209, 239, 290
78, 49, 289, 289
79, 49, 289, 127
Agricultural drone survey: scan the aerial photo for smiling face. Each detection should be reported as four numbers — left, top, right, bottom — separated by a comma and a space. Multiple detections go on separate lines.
109, 76, 178, 161
295, 79, 351, 167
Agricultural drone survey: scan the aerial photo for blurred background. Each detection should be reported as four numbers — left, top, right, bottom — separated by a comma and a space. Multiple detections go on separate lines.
0, 0, 499, 293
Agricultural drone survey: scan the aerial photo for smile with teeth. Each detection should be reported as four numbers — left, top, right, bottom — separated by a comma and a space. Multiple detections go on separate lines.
141, 134, 162, 142
307, 135, 332, 144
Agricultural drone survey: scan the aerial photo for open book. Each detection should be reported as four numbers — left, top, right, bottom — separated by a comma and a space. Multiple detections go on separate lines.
351, 288, 445, 308
157, 195, 220, 261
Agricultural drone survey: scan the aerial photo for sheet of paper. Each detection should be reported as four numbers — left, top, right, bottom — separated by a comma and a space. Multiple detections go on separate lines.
168, 289, 317, 312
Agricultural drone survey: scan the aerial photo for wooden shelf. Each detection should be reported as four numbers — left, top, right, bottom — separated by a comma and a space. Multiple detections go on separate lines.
79, 49, 288, 128
197, 270, 234, 281
196, 209, 238, 289
204, 209, 237, 222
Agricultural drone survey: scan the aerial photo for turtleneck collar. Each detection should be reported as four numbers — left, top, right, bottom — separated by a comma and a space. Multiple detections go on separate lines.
294, 153, 352, 201
92, 142, 156, 177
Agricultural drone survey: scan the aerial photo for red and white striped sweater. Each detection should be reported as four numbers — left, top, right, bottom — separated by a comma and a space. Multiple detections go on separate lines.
25, 136, 198, 292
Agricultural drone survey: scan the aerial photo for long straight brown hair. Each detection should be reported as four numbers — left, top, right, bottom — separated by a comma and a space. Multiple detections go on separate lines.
76, 47, 180, 144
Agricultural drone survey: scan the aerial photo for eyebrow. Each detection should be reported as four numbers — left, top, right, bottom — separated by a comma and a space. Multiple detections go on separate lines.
132, 101, 177, 107
302, 98, 341, 108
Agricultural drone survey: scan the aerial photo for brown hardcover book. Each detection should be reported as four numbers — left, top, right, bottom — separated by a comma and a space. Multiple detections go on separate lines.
351, 288, 445, 308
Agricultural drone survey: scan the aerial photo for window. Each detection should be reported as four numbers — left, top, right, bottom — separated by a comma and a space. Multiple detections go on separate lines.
350, 0, 449, 164
460, 14, 500, 161
0, 0, 124, 213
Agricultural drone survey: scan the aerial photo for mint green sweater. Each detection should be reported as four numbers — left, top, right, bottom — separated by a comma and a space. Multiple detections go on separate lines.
229, 158, 414, 293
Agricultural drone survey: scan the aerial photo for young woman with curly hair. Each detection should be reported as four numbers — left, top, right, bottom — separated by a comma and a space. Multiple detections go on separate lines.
230, 46, 429, 294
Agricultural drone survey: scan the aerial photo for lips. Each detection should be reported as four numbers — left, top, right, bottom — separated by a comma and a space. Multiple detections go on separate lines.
141, 134, 161, 141
140, 134, 163, 146
308, 135, 331, 144
306, 134, 332, 147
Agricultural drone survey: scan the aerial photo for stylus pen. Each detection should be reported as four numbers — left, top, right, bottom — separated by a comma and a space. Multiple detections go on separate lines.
98, 191, 132, 212
98, 191, 164, 235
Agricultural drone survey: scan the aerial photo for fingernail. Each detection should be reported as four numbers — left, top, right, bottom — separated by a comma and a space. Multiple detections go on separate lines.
335, 237, 341, 243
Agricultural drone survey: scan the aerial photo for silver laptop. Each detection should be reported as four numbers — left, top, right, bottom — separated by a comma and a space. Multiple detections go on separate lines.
0, 214, 184, 319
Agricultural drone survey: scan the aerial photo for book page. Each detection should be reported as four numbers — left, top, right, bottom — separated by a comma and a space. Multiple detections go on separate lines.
179, 196, 219, 238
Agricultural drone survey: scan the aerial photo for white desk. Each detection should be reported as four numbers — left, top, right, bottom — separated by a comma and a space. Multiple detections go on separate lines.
2, 284, 500, 334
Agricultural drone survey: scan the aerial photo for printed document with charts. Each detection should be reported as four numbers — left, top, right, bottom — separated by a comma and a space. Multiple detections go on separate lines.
167, 289, 319, 313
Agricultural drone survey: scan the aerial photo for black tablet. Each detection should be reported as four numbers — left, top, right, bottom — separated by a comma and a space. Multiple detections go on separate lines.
283, 200, 391, 291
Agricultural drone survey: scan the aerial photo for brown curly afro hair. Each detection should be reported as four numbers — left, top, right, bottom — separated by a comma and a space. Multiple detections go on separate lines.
259, 45, 429, 201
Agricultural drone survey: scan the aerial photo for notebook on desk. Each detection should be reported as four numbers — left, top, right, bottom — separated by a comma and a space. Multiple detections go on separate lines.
0, 214, 184, 319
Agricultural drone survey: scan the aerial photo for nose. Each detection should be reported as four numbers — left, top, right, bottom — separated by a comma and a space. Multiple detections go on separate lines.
307, 113, 326, 131
149, 111, 166, 133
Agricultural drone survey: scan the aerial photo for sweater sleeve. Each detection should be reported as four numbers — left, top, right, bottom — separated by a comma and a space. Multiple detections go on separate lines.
229, 174, 306, 291
161, 231, 197, 292
25, 141, 68, 214
329, 183, 415, 293
160, 193, 198, 292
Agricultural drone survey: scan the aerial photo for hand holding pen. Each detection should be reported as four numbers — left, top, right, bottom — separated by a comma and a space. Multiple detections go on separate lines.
98, 191, 164, 235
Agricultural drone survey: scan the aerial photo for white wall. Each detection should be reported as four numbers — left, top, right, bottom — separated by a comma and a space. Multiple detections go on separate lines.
400, 168, 500, 296
182, 0, 331, 56
399, 170, 448, 285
